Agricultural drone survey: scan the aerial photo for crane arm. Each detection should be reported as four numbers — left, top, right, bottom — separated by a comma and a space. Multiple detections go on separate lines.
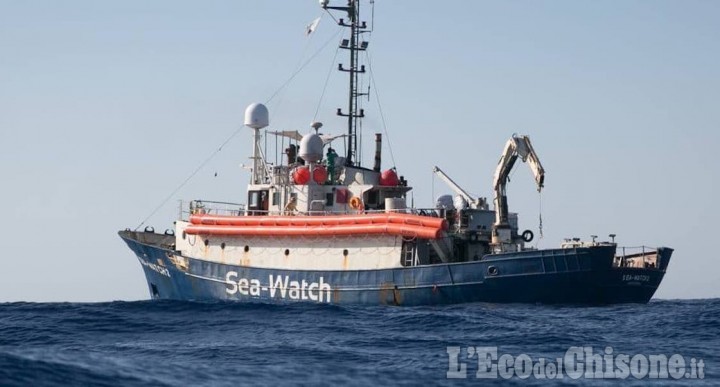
492, 135, 545, 227
520, 136, 545, 191
432, 166, 487, 210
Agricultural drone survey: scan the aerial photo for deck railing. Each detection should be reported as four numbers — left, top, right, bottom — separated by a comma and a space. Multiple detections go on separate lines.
613, 246, 659, 269
178, 199, 444, 221
179, 200, 246, 220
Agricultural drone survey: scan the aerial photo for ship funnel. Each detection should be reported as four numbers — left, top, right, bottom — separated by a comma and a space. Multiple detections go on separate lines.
373, 133, 382, 172
244, 103, 269, 129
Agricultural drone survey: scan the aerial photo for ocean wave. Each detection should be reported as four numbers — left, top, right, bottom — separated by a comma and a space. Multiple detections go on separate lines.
0, 299, 717, 386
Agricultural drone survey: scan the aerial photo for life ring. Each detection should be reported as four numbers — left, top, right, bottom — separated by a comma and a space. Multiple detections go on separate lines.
522, 229, 534, 243
349, 196, 363, 210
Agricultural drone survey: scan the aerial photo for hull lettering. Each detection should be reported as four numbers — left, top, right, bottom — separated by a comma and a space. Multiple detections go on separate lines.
225, 272, 332, 303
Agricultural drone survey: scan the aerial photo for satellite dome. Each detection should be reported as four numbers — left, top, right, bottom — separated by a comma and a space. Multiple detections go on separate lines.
453, 195, 468, 210
244, 103, 269, 129
299, 133, 323, 163
435, 195, 453, 210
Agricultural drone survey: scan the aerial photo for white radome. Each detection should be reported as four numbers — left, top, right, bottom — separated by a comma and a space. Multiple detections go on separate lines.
453, 195, 469, 210
244, 103, 269, 129
435, 194, 454, 210
299, 133, 324, 163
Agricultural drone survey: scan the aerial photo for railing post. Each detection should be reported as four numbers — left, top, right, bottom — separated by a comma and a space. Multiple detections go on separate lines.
642, 246, 646, 267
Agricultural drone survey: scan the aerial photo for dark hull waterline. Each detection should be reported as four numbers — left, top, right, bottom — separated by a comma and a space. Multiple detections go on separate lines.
119, 231, 672, 306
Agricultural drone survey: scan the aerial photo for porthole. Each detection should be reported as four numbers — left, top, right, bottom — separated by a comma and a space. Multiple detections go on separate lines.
204, 239, 209, 246
244, 245, 250, 252
487, 266, 499, 276
284, 249, 290, 256
221, 242, 226, 250
343, 249, 349, 257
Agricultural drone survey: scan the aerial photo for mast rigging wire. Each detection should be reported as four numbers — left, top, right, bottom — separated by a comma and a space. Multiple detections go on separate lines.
133, 128, 243, 231
313, 44, 342, 121
135, 24, 342, 230
266, 27, 343, 105
364, 50, 396, 168
267, 14, 324, 112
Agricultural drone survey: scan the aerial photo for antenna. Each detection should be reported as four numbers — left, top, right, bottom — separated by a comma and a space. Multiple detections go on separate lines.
244, 103, 270, 185
322, 0, 368, 167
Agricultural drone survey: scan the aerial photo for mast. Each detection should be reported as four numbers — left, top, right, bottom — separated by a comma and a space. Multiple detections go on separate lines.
323, 0, 368, 167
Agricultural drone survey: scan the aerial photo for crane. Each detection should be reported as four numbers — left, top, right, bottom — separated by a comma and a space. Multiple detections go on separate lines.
492, 134, 545, 247
432, 166, 488, 210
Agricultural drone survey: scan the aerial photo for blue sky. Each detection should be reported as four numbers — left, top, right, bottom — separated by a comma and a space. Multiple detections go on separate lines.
1, 0, 718, 301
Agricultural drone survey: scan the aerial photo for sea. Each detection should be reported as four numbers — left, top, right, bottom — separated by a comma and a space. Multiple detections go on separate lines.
0, 299, 716, 386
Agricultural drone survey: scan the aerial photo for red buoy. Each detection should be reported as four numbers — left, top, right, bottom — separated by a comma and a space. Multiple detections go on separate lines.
292, 166, 311, 185
313, 166, 328, 184
380, 169, 399, 186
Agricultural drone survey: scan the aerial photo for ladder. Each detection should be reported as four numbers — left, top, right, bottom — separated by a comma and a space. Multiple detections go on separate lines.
402, 242, 417, 267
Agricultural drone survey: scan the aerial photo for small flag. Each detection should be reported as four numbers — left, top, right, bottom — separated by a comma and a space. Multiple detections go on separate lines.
305, 17, 321, 36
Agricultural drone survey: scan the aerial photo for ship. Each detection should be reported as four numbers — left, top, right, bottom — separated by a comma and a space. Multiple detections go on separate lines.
119, 0, 673, 305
